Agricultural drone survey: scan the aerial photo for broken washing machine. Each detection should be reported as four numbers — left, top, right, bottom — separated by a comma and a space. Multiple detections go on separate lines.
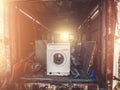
47, 43, 70, 76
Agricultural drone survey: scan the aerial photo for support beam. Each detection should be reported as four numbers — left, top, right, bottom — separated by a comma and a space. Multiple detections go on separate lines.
15, 6, 50, 31
105, 0, 116, 89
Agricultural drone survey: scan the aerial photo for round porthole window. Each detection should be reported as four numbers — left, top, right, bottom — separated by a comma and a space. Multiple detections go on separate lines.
53, 53, 64, 65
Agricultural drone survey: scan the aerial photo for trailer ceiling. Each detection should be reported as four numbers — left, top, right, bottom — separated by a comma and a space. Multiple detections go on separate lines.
7, 0, 99, 31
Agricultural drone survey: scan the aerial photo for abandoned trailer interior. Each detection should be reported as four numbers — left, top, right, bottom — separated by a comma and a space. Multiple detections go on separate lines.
0, 0, 120, 90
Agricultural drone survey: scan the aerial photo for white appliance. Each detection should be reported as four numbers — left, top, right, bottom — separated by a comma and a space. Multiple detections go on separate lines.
47, 43, 70, 76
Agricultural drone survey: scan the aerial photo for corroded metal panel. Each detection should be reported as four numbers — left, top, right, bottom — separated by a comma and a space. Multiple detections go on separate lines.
35, 40, 47, 66
105, 0, 116, 89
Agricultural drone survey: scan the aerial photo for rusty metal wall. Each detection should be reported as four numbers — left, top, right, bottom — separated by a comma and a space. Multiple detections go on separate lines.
105, 0, 116, 89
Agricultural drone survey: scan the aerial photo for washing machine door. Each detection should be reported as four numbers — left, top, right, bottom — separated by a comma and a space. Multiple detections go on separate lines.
51, 51, 67, 67
50, 51, 67, 68
53, 53, 64, 65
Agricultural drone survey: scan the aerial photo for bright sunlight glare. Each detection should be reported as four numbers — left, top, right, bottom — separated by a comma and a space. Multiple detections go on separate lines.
0, 0, 4, 34
60, 32, 69, 42
0, 0, 6, 74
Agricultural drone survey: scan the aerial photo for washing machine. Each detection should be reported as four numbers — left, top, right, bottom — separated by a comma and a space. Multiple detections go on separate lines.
47, 43, 70, 76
